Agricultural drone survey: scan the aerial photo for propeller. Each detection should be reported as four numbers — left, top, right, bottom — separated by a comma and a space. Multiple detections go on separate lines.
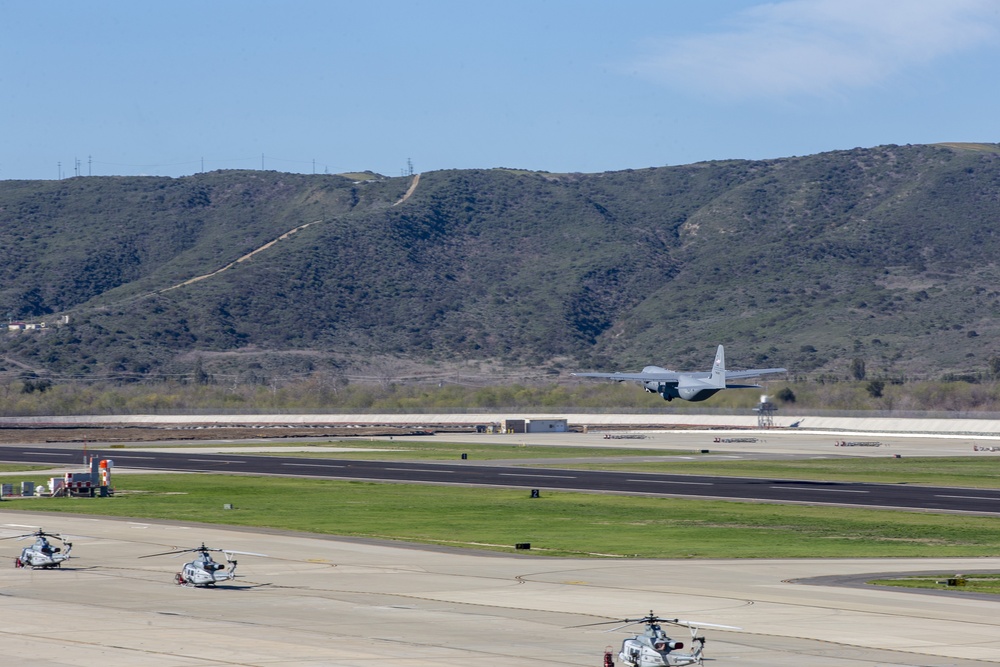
140, 543, 267, 559
569, 611, 740, 633
0, 529, 66, 542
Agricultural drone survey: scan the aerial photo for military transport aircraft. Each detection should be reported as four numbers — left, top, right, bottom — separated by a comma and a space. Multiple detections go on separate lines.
572, 345, 785, 402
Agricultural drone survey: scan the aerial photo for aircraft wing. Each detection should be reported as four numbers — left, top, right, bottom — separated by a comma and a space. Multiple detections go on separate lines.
725, 367, 786, 380
571, 371, 680, 381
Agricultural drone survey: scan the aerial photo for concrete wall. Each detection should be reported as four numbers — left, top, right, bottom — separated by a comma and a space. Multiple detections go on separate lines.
2, 412, 1000, 435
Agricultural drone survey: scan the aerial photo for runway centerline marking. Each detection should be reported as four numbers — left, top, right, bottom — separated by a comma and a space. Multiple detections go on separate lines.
497, 473, 576, 479
626, 479, 712, 485
772, 487, 868, 493
936, 494, 1000, 501
23, 452, 71, 456
281, 463, 346, 468
386, 467, 454, 474
186, 459, 246, 464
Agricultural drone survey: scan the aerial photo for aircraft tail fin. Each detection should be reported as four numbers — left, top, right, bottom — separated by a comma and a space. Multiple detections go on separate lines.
711, 345, 725, 388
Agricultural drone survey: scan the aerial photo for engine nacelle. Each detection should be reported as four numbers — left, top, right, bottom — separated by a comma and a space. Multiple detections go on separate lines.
645, 382, 679, 400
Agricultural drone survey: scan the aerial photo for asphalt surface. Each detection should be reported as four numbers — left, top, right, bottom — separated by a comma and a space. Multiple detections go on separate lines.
3, 444, 1000, 515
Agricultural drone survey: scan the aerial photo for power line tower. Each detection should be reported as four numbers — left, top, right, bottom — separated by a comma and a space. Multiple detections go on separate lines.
407, 158, 414, 176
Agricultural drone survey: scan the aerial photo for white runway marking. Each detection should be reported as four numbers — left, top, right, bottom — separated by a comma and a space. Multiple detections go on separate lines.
281, 462, 346, 468
772, 486, 869, 493
627, 479, 713, 485
497, 473, 576, 478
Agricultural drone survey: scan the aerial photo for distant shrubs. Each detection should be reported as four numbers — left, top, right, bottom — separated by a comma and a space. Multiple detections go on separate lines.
4, 376, 1000, 415
865, 380, 885, 398
775, 387, 796, 403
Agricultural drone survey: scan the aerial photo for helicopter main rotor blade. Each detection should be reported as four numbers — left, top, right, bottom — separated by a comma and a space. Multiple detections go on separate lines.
567, 613, 666, 632
222, 549, 268, 557
668, 619, 743, 631
138, 548, 200, 559
198, 547, 268, 559
565, 619, 625, 629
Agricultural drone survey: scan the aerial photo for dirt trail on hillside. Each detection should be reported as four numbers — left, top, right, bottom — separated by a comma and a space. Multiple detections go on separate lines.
163, 173, 420, 292
393, 173, 420, 206
52, 173, 425, 325
161, 219, 324, 292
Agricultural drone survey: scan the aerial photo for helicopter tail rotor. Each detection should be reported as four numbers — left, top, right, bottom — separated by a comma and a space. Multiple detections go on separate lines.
692, 636, 706, 666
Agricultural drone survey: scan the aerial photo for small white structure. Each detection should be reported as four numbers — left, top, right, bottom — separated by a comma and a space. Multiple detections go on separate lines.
525, 418, 568, 433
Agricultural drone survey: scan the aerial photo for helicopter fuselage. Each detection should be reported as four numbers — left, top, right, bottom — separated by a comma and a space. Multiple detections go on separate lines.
16, 537, 72, 569
179, 553, 236, 586
618, 625, 703, 667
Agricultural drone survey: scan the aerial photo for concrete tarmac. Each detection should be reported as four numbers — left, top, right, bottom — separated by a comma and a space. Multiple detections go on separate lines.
1, 511, 998, 666
3, 424, 999, 665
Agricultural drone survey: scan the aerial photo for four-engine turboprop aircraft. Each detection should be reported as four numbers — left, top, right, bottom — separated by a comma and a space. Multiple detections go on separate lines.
572, 345, 786, 402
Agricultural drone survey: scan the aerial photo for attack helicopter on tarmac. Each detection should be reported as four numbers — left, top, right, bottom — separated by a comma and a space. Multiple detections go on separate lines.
576, 611, 741, 667
2, 529, 73, 569
140, 543, 267, 587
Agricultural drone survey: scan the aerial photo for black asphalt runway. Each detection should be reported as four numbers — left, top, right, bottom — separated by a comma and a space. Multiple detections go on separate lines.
4, 445, 1000, 515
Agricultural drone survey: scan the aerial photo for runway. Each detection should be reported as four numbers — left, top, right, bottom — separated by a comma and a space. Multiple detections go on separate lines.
1, 512, 998, 666
3, 437, 1000, 514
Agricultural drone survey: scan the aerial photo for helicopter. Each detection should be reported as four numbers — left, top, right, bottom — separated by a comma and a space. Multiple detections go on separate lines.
576, 611, 740, 667
1, 529, 73, 569
139, 543, 266, 586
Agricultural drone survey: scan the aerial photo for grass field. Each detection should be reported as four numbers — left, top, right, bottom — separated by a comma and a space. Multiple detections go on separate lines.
3, 443, 1000, 560
2, 472, 1000, 559
868, 573, 1000, 594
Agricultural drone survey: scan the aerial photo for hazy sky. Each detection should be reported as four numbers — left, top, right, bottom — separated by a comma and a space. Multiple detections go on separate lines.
3, 0, 998, 180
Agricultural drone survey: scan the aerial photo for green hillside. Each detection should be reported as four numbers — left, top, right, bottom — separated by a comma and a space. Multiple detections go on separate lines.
2, 143, 1000, 384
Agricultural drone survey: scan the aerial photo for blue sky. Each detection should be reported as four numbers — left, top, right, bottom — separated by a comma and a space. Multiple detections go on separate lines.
2, 0, 999, 180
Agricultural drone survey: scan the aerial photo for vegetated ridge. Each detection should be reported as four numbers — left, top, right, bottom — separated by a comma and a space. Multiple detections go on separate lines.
2, 142, 1000, 385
